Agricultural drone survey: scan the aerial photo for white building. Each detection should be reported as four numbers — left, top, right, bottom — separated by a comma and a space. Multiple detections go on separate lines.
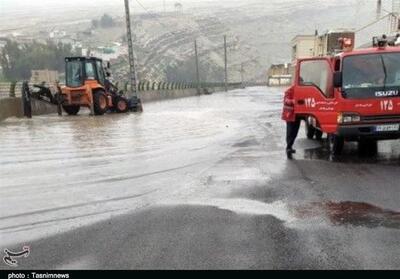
49, 30, 67, 39
291, 30, 355, 63
30, 70, 59, 85
291, 35, 316, 64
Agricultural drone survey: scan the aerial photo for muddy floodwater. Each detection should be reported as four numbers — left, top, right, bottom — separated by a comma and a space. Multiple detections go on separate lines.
1, 87, 400, 269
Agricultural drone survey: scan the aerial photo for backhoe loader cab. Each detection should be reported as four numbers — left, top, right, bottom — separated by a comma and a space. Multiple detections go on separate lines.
65, 57, 106, 88
61, 56, 132, 115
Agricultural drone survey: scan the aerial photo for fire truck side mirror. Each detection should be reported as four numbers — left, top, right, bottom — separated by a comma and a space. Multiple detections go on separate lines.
333, 72, 342, 88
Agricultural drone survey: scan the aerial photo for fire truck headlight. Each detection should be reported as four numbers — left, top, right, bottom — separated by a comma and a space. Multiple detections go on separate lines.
352, 115, 361, 122
343, 116, 353, 123
338, 113, 361, 124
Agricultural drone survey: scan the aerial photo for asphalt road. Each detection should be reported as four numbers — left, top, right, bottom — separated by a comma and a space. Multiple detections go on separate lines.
1, 87, 400, 270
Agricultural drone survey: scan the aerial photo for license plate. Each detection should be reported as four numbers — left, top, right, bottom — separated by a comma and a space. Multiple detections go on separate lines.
375, 124, 400, 132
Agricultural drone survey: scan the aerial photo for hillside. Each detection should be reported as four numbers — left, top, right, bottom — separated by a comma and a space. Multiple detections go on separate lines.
0, 0, 392, 82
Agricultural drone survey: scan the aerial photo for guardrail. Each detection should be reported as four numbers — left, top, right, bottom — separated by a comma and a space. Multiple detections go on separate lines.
114, 81, 242, 91
0, 82, 60, 99
0, 81, 244, 99
0, 82, 21, 98
0, 81, 244, 121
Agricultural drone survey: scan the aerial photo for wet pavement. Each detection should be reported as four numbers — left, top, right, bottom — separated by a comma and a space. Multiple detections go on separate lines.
1, 87, 400, 270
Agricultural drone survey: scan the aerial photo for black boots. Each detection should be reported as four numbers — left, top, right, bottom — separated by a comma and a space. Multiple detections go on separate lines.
286, 148, 296, 159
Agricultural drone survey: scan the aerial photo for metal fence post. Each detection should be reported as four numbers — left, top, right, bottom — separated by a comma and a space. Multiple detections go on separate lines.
9, 81, 17, 98
22, 81, 32, 118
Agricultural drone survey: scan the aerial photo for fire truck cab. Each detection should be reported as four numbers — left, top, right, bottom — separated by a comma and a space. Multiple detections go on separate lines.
292, 35, 400, 154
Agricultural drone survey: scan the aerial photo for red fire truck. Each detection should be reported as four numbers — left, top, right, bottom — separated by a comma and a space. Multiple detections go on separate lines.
292, 35, 400, 155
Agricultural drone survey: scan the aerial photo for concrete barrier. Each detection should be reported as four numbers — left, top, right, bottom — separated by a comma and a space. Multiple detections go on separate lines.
0, 97, 59, 122
137, 88, 198, 103
136, 86, 234, 103
0, 98, 23, 122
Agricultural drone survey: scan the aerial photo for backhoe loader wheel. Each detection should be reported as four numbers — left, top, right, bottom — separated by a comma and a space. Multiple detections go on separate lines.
63, 105, 80, 116
115, 96, 129, 113
358, 139, 378, 156
93, 91, 108, 115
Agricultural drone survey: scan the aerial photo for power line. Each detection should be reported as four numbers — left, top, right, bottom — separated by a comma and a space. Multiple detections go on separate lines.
355, 12, 393, 33
134, 0, 171, 30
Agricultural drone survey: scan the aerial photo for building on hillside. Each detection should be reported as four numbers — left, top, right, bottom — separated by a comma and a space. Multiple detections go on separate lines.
30, 70, 59, 85
267, 63, 292, 86
0, 38, 7, 49
291, 29, 356, 63
267, 63, 291, 76
314, 29, 355, 57
49, 30, 67, 39
13, 34, 36, 44
291, 35, 316, 64
81, 45, 124, 61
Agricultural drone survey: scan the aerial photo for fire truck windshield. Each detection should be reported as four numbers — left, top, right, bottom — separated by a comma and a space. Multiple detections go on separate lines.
342, 52, 400, 99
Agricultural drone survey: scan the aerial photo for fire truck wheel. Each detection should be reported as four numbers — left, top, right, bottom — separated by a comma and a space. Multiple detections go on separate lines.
305, 121, 316, 139
328, 134, 344, 155
93, 91, 108, 115
315, 130, 323, 140
63, 105, 80, 116
358, 139, 378, 155
115, 97, 129, 113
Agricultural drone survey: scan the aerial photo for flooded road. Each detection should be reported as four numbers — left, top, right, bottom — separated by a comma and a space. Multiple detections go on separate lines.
1, 87, 400, 269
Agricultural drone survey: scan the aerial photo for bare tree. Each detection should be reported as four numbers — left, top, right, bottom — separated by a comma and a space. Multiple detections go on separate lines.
174, 2, 183, 14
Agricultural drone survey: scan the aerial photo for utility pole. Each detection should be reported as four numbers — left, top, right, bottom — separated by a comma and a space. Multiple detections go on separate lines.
393, 0, 400, 13
240, 62, 244, 87
377, 0, 382, 20
392, 0, 400, 33
124, 0, 137, 97
224, 35, 228, 92
194, 40, 201, 94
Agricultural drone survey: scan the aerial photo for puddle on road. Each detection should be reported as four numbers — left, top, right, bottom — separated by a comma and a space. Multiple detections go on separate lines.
298, 139, 400, 166
162, 198, 400, 230
294, 201, 400, 230
160, 198, 296, 222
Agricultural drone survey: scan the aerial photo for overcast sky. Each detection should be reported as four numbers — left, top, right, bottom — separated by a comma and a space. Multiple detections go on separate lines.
0, 0, 308, 13
0, 0, 393, 37
1, 0, 222, 9
1, 0, 394, 15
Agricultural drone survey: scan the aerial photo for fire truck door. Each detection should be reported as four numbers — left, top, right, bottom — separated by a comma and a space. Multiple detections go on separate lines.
294, 58, 337, 128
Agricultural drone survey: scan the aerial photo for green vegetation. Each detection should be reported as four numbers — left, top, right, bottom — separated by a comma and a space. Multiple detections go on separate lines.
0, 40, 76, 82
92, 14, 115, 29
0, 70, 7, 82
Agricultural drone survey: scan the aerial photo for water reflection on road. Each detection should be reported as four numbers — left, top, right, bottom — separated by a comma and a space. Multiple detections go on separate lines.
0, 87, 281, 245
1, 87, 400, 269
299, 138, 400, 166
